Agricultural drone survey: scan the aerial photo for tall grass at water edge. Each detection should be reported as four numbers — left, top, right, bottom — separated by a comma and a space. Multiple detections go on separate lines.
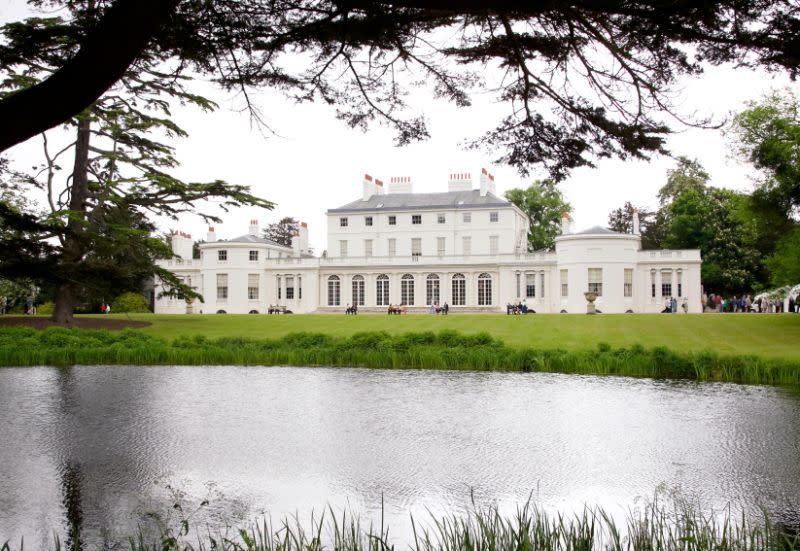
3, 496, 798, 551
0, 327, 799, 385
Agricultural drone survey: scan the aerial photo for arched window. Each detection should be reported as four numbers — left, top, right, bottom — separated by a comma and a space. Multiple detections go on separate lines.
376, 274, 389, 306
426, 274, 440, 305
478, 273, 492, 306
327, 275, 341, 306
452, 273, 466, 306
352, 274, 365, 306
401, 274, 415, 306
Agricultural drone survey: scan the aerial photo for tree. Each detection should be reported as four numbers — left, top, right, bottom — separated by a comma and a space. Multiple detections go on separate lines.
606, 201, 662, 249
2, 1, 800, 179
504, 180, 570, 251
262, 217, 299, 247
731, 92, 800, 287
656, 163, 763, 294
0, 10, 275, 325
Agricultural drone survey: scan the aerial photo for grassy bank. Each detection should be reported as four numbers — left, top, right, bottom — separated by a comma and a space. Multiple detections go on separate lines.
90, 313, 800, 361
2, 327, 799, 385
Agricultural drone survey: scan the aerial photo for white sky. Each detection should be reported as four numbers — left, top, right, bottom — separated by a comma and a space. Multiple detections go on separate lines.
2, 2, 799, 253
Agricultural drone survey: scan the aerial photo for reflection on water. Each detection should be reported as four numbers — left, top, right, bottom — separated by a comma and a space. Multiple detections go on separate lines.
0, 366, 798, 548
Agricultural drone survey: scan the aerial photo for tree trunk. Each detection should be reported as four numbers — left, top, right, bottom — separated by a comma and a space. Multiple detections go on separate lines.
52, 283, 77, 326
51, 115, 92, 325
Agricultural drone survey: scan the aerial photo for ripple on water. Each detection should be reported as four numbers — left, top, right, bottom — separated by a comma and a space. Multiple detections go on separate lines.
0, 365, 798, 546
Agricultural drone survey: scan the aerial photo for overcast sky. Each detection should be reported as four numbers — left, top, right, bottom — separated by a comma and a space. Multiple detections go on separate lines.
2, 3, 799, 253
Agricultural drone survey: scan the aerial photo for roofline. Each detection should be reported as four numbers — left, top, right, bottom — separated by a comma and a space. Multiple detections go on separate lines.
327, 202, 513, 215
555, 232, 641, 242
199, 240, 293, 251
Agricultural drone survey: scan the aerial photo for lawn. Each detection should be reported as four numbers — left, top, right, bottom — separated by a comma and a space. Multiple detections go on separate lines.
97, 313, 800, 360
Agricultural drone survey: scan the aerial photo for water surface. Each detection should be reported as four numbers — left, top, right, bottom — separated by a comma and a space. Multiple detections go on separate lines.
0, 366, 798, 547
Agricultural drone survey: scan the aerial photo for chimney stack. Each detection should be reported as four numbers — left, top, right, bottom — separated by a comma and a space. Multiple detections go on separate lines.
207, 226, 216, 243
448, 172, 472, 192
248, 219, 259, 236
291, 230, 300, 255
298, 221, 309, 254
479, 168, 497, 197
560, 212, 572, 235
171, 230, 193, 260
389, 176, 413, 194
632, 208, 641, 235
375, 179, 386, 196
362, 173, 376, 201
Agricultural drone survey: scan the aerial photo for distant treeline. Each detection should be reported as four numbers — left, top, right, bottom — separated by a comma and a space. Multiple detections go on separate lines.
1, 328, 799, 386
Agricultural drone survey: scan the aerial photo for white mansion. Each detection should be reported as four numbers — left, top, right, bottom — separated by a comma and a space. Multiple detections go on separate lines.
154, 170, 702, 314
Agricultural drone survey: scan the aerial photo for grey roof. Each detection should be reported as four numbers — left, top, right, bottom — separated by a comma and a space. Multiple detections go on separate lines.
328, 190, 511, 213
571, 226, 626, 236
221, 234, 291, 248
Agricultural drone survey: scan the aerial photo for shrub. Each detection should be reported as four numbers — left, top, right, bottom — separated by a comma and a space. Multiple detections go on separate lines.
36, 302, 55, 315
112, 292, 151, 313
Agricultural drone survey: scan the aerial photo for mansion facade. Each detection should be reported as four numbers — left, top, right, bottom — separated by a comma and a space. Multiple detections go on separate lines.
154, 170, 702, 314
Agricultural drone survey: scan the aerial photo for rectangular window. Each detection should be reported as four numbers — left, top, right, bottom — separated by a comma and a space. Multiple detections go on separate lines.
560, 269, 568, 297
286, 276, 294, 300
437, 214, 446, 224
339, 217, 348, 227
489, 235, 499, 255
401, 277, 415, 305
217, 273, 228, 300
516, 273, 521, 298
339, 240, 348, 257
249, 250, 258, 261
478, 276, 492, 306
463, 212, 471, 223
327, 278, 340, 306
411, 238, 422, 259
489, 212, 499, 223
437, 237, 445, 257
651, 271, 657, 298
661, 270, 673, 297
376, 276, 389, 306
352, 277, 365, 306
365, 216, 373, 226
462, 236, 471, 256
588, 268, 603, 296
426, 276, 440, 306
218, 250, 227, 261
388, 238, 396, 257
624, 269, 633, 297
412, 214, 422, 225
298, 276, 302, 299
526, 273, 536, 298
388, 215, 396, 225
452, 276, 465, 306
364, 239, 373, 257
277, 276, 281, 300
539, 273, 545, 298
677, 271, 683, 297
248, 274, 259, 300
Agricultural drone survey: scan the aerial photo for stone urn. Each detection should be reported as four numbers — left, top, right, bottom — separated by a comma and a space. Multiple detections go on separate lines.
584, 291, 598, 314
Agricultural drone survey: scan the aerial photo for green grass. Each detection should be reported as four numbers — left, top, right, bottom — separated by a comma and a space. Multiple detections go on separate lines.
2, 327, 799, 385
97, 313, 800, 361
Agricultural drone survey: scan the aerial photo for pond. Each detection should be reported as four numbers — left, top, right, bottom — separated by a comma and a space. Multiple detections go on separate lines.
0, 366, 798, 548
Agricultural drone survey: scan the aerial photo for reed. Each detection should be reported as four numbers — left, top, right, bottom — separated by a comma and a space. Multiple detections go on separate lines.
4, 495, 796, 551
1, 327, 799, 385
